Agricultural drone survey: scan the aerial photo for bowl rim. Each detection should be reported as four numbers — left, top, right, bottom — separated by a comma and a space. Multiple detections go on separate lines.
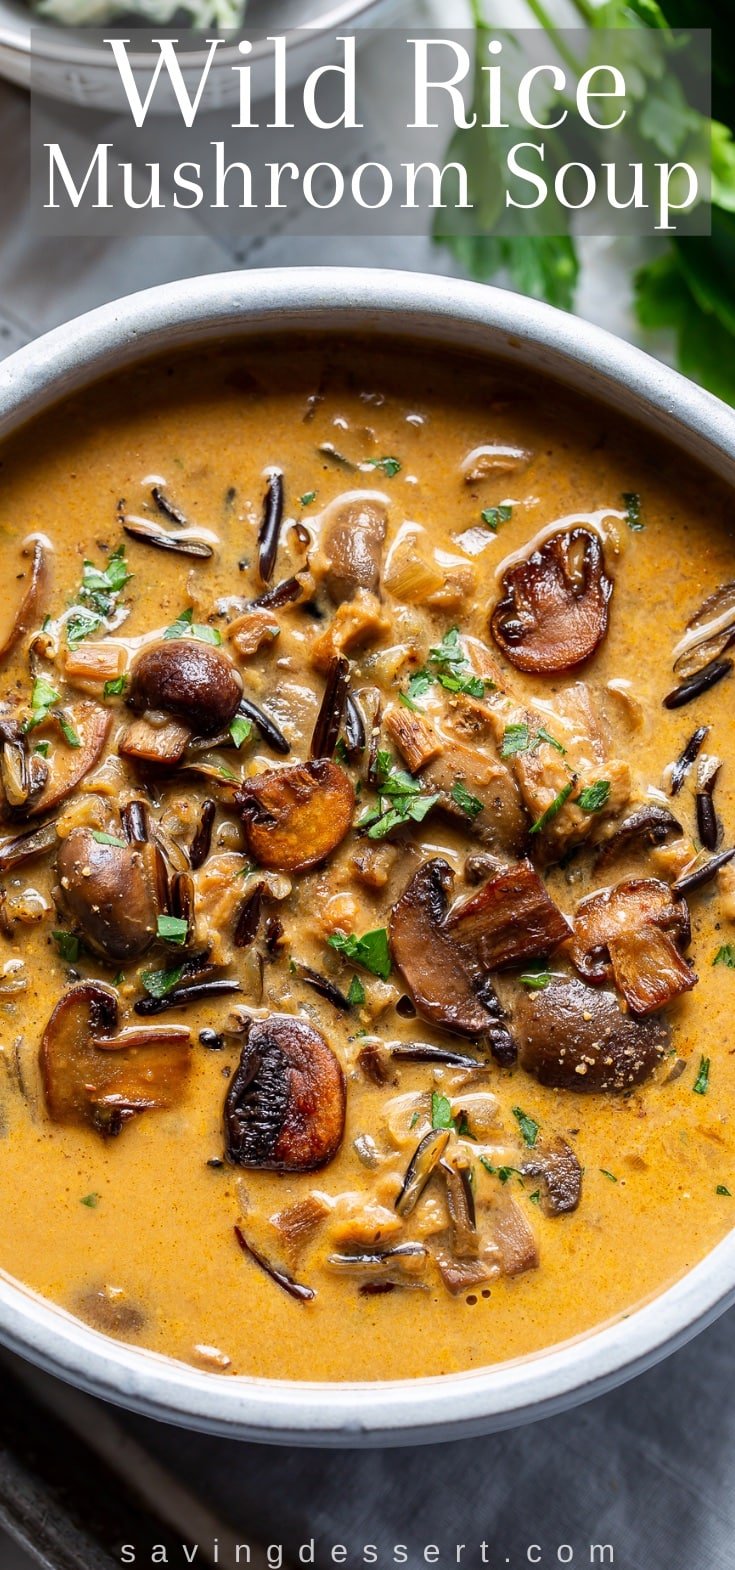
0, 0, 385, 66
0, 264, 734, 1446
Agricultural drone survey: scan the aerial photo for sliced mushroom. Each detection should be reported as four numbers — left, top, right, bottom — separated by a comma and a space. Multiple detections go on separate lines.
509, 974, 669, 1091
119, 716, 192, 767
224, 1013, 345, 1172
237, 760, 354, 873
570, 877, 695, 1015
389, 859, 513, 1055
446, 859, 570, 970
40, 982, 190, 1135
0, 818, 59, 875
29, 702, 110, 817
421, 742, 529, 856
0, 539, 49, 664
593, 805, 683, 870
56, 826, 165, 961
491, 529, 612, 674
128, 641, 242, 737
521, 1137, 582, 1215
320, 497, 387, 603
492, 1195, 539, 1276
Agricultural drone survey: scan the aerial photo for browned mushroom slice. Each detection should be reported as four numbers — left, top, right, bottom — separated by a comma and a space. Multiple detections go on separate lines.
237, 760, 354, 873
29, 701, 111, 817
510, 974, 669, 1091
40, 982, 190, 1135
320, 498, 388, 603
491, 529, 612, 674
446, 859, 570, 970
421, 742, 529, 856
593, 805, 683, 870
0, 540, 49, 664
570, 877, 696, 1015
520, 1137, 582, 1215
224, 1013, 345, 1172
119, 716, 192, 767
389, 859, 510, 1045
492, 1195, 539, 1276
128, 641, 243, 737
56, 826, 164, 961
442, 1162, 478, 1257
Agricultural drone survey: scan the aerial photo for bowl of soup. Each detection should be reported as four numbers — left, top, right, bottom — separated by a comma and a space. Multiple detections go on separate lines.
0, 266, 733, 1445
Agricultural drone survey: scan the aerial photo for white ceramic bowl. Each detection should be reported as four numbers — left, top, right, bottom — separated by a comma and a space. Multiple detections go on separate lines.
0, 267, 733, 1446
0, 0, 391, 110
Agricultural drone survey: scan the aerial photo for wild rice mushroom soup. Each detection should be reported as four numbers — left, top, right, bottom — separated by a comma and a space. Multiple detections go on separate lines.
0, 339, 733, 1381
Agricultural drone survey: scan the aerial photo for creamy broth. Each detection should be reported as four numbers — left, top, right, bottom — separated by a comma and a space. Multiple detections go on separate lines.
0, 339, 733, 1383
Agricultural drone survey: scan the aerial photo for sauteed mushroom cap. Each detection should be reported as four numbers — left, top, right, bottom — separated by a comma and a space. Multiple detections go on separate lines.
29, 702, 111, 817
128, 640, 243, 736
389, 858, 495, 1037
238, 759, 355, 872
56, 826, 164, 961
570, 877, 695, 1015
40, 982, 191, 1135
491, 528, 612, 673
511, 974, 669, 1091
320, 497, 388, 603
225, 1013, 346, 1172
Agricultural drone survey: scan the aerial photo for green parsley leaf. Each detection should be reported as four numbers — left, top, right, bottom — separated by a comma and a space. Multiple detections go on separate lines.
694, 1055, 710, 1095
34, 741, 50, 757
25, 675, 60, 732
400, 670, 433, 711
229, 715, 252, 749
81, 546, 132, 615
480, 1156, 518, 1185
536, 727, 566, 755
300, 490, 317, 506
501, 722, 565, 759
90, 830, 127, 848
622, 492, 644, 531
164, 608, 222, 645
157, 914, 189, 946
53, 929, 80, 963
141, 964, 185, 999
427, 627, 486, 699
66, 608, 104, 648
717, 1185, 732, 1197
528, 1190, 541, 1205
530, 780, 574, 836
431, 1091, 455, 1131
450, 780, 483, 819
577, 780, 611, 814
365, 456, 401, 478
358, 750, 439, 840
520, 969, 551, 990
347, 975, 365, 1007
600, 1169, 618, 1183
328, 927, 391, 981
58, 714, 81, 749
513, 1107, 539, 1147
103, 675, 128, 699
714, 944, 735, 968
80, 1193, 100, 1208
481, 503, 513, 531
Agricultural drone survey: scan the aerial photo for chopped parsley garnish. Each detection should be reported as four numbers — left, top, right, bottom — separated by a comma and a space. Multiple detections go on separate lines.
428, 627, 486, 697
90, 829, 127, 848
529, 780, 575, 836
450, 780, 483, 819
229, 714, 252, 749
600, 1169, 618, 1183
365, 455, 401, 478
528, 1189, 541, 1205
34, 741, 50, 757
164, 608, 222, 645
327, 927, 391, 981
358, 750, 439, 840
103, 675, 128, 699
347, 975, 365, 1007
157, 914, 189, 946
431, 1091, 455, 1130
501, 721, 566, 758
67, 545, 132, 646
693, 1056, 710, 1095
141, 964, 185, 999
481, 503, 512, 531
513, 1107, 539, 1147
622, 492, 644, 531
400, 671, 433, 712
577, 779, 611, 813
80, 1193, 100, 1208
714, 945, 735, 968
57, 714, 81, 749
480, 1156, 518, 1185
299, 490, 317, 506
24, 675, 60, 732
717, 1185, 732, 1197
520, 968, 551, 990
53, 929, 80, 963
